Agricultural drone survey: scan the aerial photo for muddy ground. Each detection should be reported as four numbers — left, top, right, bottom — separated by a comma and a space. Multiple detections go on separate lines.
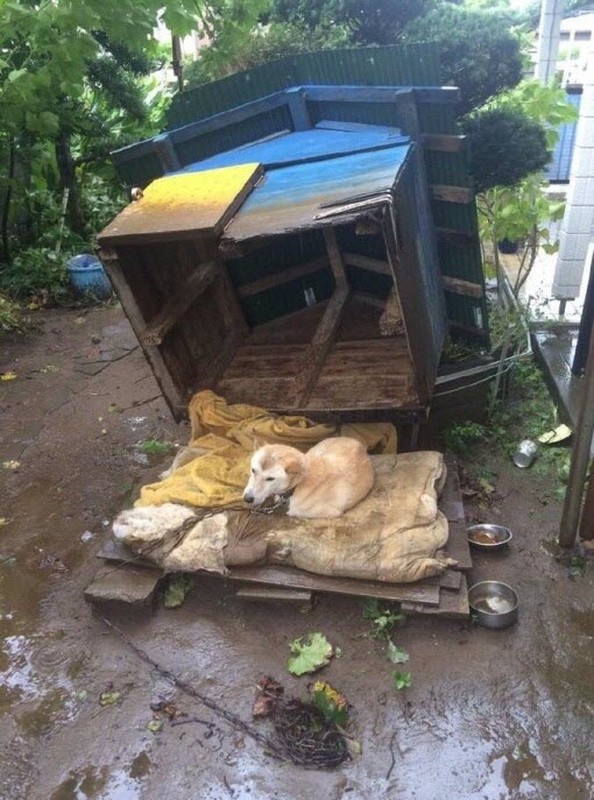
1, 306, 592, 800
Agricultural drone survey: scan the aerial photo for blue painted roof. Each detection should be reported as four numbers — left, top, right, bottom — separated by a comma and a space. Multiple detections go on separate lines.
223, 143, 411, 243
179, 124, 408, 173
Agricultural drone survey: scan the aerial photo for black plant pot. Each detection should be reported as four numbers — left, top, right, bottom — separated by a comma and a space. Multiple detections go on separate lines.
498, 238, 520, 254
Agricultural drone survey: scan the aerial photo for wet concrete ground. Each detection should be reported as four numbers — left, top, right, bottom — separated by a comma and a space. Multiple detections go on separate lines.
1, 306, 592, 800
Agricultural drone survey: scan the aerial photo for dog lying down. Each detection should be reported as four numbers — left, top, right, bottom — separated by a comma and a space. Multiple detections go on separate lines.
243, 436, 374, 519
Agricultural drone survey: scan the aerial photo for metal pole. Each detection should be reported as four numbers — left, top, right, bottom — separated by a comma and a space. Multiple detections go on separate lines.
572, 249, 594, 375
559, 318, 594, 546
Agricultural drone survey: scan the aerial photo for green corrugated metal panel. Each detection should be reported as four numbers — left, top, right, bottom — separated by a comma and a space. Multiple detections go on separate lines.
166, 44, 440, 130
175, 107, 293, 167
241, 271, 334, 326
425, 151, 471, 189
117, 152, 163, 188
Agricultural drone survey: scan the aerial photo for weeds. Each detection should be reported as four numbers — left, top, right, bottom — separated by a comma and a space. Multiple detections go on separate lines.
0, 293, 28, 335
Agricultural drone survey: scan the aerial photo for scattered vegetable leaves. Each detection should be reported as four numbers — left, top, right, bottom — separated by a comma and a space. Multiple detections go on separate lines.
387, 640, 409, 665
147, 719, 163, 733
164, 574, 193, 609
309, 681, 348, 726
393, 671, 412, 691
288, 632, 333, 676
0, 372, 17, 381
99, 690, 121, 706
252, 676, 284, 718
140, 439, 174, 455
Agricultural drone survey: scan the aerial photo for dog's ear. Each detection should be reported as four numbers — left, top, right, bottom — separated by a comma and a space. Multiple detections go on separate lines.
284, 457, 302, 476
252, 435, 266, 451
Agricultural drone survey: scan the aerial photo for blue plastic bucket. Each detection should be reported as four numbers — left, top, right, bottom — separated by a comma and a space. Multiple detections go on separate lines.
66, 254, 112, 299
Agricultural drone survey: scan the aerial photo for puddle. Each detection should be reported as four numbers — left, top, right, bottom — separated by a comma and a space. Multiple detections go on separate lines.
128, 751, 151, 780
50, 765, 145, 800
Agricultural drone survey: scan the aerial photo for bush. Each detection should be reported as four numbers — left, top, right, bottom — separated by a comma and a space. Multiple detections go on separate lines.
404, 6, 524, 115
185, 21, 352, 86
0, 247, 73, 305
462, 107, 550, 193
0, 292, 28, 335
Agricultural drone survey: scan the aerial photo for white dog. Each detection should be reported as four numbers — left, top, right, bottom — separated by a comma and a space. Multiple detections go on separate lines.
242, 437, 374, 519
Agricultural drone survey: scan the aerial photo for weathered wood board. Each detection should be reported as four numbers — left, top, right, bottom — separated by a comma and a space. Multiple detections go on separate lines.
98, 163, 263, 245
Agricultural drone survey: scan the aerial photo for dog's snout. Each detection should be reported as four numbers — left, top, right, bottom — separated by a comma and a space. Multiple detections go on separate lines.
243, 493, 254, 504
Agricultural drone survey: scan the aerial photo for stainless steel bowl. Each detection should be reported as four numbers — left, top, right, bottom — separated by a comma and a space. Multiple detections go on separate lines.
467, 524, 512, 550
468, 581, 518, 629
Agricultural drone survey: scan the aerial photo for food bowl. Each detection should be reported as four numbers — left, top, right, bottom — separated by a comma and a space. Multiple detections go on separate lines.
468, 581, 518, 629
467, 524, 512, 550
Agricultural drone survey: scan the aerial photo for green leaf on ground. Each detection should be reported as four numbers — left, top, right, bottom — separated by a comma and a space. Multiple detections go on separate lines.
140, 439, 173, 455
393, 671, 412, 691
386, 640, 409, 664
147, 719, 164, 733
310, 681, 348, 726
99, 690, 121, 706
288, 632, 333, 676
164, 574, 193, 609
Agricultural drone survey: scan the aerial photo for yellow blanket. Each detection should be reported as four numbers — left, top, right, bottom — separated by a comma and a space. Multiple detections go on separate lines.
136, 390, 397, 508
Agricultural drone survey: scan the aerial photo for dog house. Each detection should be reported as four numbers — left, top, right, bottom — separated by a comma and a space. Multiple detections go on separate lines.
98, 46, 487, 425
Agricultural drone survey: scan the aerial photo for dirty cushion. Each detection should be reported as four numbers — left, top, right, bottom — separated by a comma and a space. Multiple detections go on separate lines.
113, 452, 454, 584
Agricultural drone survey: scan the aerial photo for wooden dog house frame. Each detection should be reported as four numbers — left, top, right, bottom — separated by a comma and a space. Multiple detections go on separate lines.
98, 46, 487, 425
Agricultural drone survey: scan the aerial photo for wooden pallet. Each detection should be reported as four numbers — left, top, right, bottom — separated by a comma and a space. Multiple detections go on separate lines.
89, 455, 471, 618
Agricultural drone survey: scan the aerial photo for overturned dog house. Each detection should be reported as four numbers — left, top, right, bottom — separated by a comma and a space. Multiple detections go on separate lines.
98, 45, 488, 426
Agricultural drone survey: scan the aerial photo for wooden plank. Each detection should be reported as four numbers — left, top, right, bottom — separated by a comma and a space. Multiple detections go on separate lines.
97, 538, 160, 569
442, 275, 484, 299
237, 256, 329, 298
414, 87, 460, 104
85, 565, 161, 606
438, 569, 463, 591
343, 252, 392, 277
97, 164, 264, 245
235, 586, 312, 605
97, 540, 440, 605
431, 184, 474, 204
226, 565, 441, 605
316, 119, 400, 135
169, 91, 289, 145
97, 248, 187, 419
323, 227, 348, 288
140, 261, 220, 346
304, 86, 412, 104
436, 227, 475, 245
532, 327, 584, 428
286, 87, 311, 131
441, 456, 473, 571
401, 575, 469, 619
152, 132, 181, 172
295, 287, 350, 406
422, 134, 466, 153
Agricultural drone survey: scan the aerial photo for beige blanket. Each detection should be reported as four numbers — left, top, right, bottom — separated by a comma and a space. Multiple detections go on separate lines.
113, 452, 454, 584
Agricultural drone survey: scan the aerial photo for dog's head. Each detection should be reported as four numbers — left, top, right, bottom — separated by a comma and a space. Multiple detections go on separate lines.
243, 443, 304, 506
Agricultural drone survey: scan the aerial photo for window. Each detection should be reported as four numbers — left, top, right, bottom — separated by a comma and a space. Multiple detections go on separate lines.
574, 31, 592, 41
560, 31, 570, 40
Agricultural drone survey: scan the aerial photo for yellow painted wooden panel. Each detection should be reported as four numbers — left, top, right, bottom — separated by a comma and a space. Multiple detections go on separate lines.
98, 163, 263, 245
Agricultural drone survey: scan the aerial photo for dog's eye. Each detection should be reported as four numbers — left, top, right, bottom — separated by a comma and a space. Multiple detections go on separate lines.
251, 468, 255, 474
265, 477, 274, 482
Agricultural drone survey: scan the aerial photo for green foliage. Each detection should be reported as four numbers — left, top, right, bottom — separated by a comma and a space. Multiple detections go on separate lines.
386, 641, 409, 665
186, 20, 350, 85
463, 108, 549, 193
393, 671, 412, 691
0, 246, 72, 304
288, 632, 334, 676
363, 598, 405, 640
140, 439, 174, 456
309, 681, 349, 726
443, 421, 488, 457
404, 6, 524, 114
164, 574, 194, 609
271, 0, 437, 44
0, 292, 27, 335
